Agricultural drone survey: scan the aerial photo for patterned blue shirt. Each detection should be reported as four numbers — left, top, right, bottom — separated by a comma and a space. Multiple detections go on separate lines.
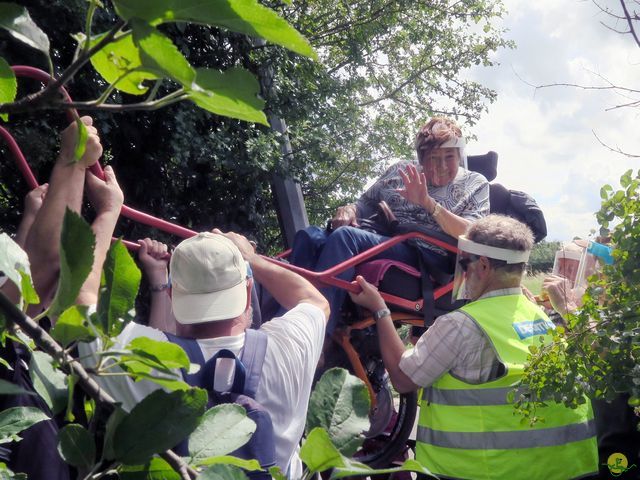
356, 160, 490, 230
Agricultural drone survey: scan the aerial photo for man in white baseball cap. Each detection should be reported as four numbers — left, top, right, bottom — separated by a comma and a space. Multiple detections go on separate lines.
78, 229, 329, 479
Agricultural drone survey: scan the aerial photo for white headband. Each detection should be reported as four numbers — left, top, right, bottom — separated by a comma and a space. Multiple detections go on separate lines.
438, 136, 466, 149
417, 135, 466, 151
458, 236, 530, 264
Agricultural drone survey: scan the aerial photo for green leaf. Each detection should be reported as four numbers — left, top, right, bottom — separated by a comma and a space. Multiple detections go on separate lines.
73, 117, 88, 162
50, 305, 96, 347
112, 388, 207, 464
118, 457, 180, 480
18, 270, 39, 307
126, 336, 189, 370
0, 233, 32, 300
0, 463, 27, 479
195, 456, 261, 470
102, 406, 127, 461
112, 0, 316, 59
306, 368, 370, 456
97, 239, 140, 337
0, 56, 16, 122
131, 19, 195, 88
117, 360, 189, 391
0, 3, 49, 56
48, 209, 95, 319
189, 404, 256, 461
0, 406, 49, 445
299, 427, 346, 473
57, 424, 95, 469
198, 464, 249, 480
188, 68, 267, 125
87, 32, 158, 95
0, 379, 36, 397
29, 350, 67, 415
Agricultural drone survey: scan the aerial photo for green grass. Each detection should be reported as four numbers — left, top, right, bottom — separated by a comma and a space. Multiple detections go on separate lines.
522, 271, 548, 296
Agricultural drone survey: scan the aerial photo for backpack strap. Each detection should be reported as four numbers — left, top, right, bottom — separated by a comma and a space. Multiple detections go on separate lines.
239, 329, 268, 398
165, 331, 266, 396
164, 332, 206, 385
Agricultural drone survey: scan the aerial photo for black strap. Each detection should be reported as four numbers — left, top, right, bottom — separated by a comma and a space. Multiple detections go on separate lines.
417, 254, 435, 328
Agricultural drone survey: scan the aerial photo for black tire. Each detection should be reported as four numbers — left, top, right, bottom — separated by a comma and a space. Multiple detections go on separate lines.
355, 389, 418, 468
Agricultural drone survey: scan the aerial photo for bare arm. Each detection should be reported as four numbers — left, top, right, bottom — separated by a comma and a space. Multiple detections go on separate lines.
137, 238, 176, 333
214, 229, 330, 320
349, 275, 418, 393
25, 117, 103, 302
76, 166, 123, 307
14, 184, 48, 248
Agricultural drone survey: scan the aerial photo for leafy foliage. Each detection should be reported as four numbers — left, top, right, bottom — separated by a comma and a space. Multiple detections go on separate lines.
306, 367, 370, 456
0, 0, 510, 257
97, 239, 140, 337
57, 423, 96, 470
47, 209, 96, 319
518, 169, 640, 415
112, 388, 208, 464
0, 406, 49, 444
528, 240, 561, 274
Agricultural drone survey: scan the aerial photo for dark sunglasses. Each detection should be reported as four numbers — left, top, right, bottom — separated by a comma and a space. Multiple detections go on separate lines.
458, 254, 481, 272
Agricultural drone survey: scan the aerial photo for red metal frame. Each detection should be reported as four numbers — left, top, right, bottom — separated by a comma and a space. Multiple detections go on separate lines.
263, 230, 458, 311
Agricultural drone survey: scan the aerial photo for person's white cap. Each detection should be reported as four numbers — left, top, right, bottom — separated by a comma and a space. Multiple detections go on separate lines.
170, 232, 248, 324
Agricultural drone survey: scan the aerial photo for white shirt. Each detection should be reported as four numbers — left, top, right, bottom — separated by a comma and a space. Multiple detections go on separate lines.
78, 303, 326, 478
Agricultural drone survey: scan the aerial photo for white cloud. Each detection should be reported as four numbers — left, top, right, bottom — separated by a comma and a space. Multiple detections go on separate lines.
464, 0, 639, 241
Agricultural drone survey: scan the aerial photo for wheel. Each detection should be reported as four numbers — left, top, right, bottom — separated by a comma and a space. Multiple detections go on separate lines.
323, 323, 418, 468
355, 386, 418, 468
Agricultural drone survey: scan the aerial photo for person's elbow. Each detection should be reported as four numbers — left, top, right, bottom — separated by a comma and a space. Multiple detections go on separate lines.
388, 369, 418, 394
307, 294, 330, 322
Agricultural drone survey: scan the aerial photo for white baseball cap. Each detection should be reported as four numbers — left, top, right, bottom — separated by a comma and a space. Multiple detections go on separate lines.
169, 232, 248, 324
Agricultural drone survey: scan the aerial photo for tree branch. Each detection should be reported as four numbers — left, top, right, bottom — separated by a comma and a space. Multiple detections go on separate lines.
0, 19, 127, 115
592, 129, 640, 157
620, 0, 640, 49
0, 293, 197, 480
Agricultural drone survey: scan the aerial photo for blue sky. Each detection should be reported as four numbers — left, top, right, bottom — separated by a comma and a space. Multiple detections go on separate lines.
465, 0, 639, 241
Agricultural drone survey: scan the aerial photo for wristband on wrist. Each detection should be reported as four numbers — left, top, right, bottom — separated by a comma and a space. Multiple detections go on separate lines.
431, 202, 443, 219
373, 308, 391, 322
150, 282, 170, 292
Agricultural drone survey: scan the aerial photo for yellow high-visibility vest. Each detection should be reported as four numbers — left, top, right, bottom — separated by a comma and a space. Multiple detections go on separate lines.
416, 294, 598, 479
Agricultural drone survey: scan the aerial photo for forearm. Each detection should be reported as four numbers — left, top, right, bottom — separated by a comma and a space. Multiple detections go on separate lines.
25, 159, 86, 270
251, 254, 329, 318
14, 214, 36, 248
422, 198, 469, 238
145, 267, 176, 333
148, 290, 176, 334
433, 208, 471, 238
76, 212, 119, 307
376, 315, 419, 393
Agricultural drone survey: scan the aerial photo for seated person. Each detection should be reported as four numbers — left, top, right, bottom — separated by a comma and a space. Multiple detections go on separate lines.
288, 116, 489, 331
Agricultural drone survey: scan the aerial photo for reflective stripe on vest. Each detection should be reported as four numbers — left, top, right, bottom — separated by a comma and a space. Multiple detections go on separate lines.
417, 418, 596, 450
415, 294, 598, 480
422, 386, 513, 406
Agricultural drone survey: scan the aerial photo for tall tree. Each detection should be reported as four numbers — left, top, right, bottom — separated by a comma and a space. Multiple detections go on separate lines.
0, 0, 511, 251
